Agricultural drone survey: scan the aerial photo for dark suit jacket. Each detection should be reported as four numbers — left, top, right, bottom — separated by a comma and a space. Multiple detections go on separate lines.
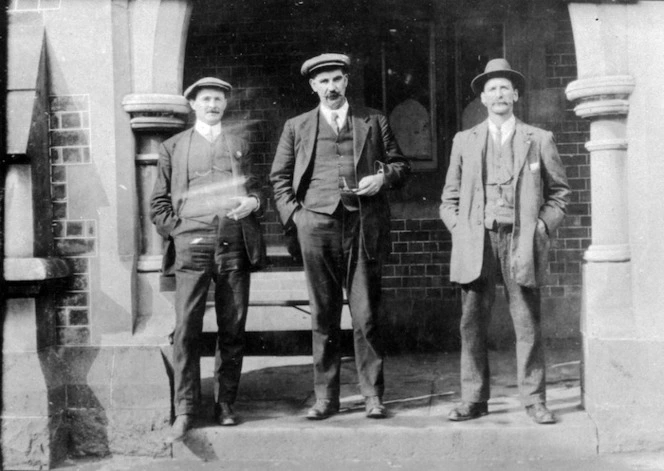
150, 127, 267, 282
440, 119, 570, 287
270, 105, 410, 262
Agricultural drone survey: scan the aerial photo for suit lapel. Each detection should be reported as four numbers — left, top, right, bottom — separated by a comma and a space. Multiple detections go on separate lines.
175, 128, 194, 199
296, 108, 319, 177
471, 121, 489, 179
512, 121, 532, 185
351, 107, 370, 167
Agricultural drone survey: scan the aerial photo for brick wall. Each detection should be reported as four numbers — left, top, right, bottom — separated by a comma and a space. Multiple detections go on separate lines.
49, 95, 95, 345
180, 0, 587, 347
538, 13, 590, 300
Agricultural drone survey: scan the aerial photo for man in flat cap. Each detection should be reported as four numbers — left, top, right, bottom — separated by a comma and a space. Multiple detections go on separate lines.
151, 77, 266, 441
440, 59, 570, 424
270, 53, 410, 420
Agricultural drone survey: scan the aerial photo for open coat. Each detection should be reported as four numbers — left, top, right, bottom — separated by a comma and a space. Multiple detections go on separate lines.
440, 120, 570, 288
150, 127, 267, 282
270, 105, 410, 262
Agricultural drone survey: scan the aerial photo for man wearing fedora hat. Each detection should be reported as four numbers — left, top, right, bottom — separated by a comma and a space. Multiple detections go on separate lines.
270, 53, 410, 420
151, 77, 266, 440
440, 59, 570, 424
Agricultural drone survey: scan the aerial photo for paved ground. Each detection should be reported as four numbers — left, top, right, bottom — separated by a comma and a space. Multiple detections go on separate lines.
54, 453, 664, 471
51, 340, 664, 470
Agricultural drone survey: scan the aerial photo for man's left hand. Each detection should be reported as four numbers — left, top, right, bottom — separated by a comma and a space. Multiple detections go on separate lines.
354, 173, 384, 196
226, 196, 258, 220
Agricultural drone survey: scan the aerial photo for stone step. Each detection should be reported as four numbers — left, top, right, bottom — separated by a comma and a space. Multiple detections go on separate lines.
172, 353, 596, 464
172, 388, 597, 463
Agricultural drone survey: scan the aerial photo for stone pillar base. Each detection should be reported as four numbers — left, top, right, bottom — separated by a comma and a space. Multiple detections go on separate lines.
2, 345, 173, 469
1, 349, 68, 470
584, 337, 664, 453
62, 345, 172, 458
581, 261, 664, 452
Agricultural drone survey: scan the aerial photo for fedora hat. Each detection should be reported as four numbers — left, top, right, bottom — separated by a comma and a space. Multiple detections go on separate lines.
183, 77, 232, 101
301, 53, 350, 77
471, 58, 525, 95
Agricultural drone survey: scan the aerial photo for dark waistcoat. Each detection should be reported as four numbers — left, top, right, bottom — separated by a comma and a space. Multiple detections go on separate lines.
303, 115, 358, 214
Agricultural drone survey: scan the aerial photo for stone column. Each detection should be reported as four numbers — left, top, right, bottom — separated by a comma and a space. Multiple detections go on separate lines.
566, 1, 664, 452
122, 94, 190, 334
566, 75, 635, 338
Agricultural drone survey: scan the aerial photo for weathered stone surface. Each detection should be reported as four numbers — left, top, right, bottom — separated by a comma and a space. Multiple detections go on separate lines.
68, 408, 111, 457
107, 409, 171, 457
111, 347, 172, 410
2, 417, 51, 470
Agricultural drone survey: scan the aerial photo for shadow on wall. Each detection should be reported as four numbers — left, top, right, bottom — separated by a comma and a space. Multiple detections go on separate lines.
59, 345, 172, 459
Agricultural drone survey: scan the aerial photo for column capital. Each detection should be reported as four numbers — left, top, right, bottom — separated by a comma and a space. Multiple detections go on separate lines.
584, 244, 631, 263
121, 93, 190, 132
566, 75, 635, 119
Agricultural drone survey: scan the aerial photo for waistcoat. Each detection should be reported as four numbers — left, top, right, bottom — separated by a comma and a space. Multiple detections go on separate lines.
303, 113, 359, 213
180, 132, 244, 224
484, 132, 515, 228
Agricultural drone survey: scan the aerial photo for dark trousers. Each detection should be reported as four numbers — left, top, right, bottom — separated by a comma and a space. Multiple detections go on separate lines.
295, 206, 385, 400
172, 219, 249, 416
459, 226, 546, 407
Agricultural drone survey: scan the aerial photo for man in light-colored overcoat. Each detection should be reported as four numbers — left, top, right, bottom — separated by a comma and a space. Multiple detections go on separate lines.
440, 59, 570, 424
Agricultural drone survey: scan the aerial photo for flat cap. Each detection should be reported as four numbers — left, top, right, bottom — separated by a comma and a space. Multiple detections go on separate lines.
184, 77, 232, 100
301, 53, 350, 77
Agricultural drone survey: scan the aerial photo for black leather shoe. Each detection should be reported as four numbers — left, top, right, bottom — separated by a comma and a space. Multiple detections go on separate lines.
215, 402, 238, 426
306, 399, 340, 420
526, 403, 556, 424
448, 402, 488, 421
365, 396, 387, 419
167, 414, 193, 442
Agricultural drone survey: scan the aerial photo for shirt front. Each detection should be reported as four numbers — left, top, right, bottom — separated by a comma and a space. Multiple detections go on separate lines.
195, 120, 222, 142
488, 114, 515, 145
320, 100, 349, 131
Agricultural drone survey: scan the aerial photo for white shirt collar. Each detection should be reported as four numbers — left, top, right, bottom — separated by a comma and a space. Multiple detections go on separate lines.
488, 115, 516, 144
195, 120, 222, 142
320, 100, 349, 128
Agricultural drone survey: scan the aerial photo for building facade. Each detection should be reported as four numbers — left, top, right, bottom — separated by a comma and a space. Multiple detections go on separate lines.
2, 0, 663, 468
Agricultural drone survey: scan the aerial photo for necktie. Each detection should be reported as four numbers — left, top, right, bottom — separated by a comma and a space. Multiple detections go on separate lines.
495, 126, 502, 147
207, 127, 215, 143
331, 112, 340, 134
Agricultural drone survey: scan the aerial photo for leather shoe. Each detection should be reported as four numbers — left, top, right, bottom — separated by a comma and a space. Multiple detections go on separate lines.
215, 402, 238, 426
167, 414, 193, 442
526, 403, 556, 424
306, 399, 340, 420
365, 396, 387, 419
448, 402, 488, 421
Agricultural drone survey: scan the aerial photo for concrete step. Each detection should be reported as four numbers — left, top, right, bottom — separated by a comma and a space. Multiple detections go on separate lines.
172, 387, 597, 463
172, 348, 596, 464
54, 452, 664, 471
